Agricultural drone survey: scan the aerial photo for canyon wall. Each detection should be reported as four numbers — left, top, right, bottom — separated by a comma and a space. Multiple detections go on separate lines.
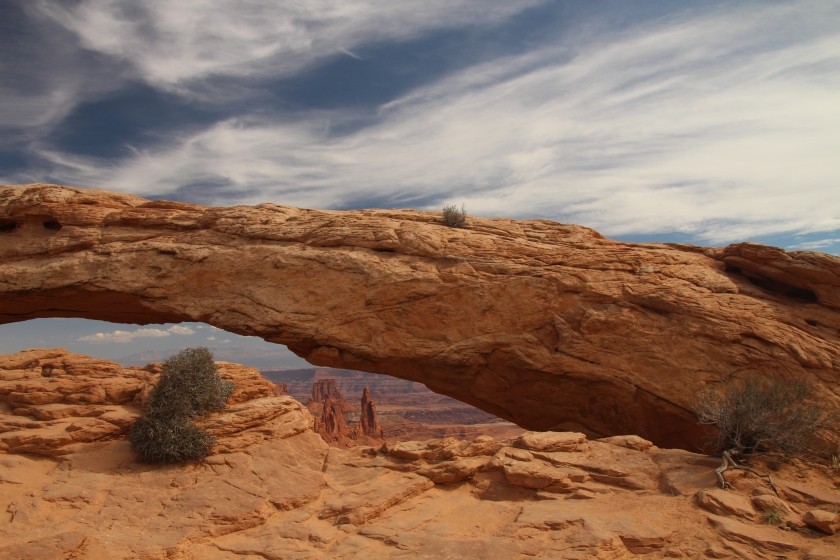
2, 184, 839, 449
263, 368, 523, 441
307, 379, 385, 447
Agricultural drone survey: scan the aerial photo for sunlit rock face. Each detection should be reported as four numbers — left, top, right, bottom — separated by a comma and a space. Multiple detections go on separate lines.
2, 184, 839, 449
2, 350, 840, 559
0, 348, 289, 456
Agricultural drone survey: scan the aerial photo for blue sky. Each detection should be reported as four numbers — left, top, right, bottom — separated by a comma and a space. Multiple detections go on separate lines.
1, 0, 838, 364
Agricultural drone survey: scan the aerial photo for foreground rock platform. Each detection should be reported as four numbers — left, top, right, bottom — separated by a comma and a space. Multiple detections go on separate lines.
2, 184, 840, 448
1, 350, 839, 559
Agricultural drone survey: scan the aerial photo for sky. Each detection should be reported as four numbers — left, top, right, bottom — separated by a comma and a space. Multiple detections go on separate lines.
1, 0, 839, 365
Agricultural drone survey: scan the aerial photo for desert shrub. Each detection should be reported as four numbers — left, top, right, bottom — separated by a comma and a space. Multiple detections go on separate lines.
762, 507, 785, 525
130, 415, 215, 463
130, 347, 233, 463
146, 347, 234, 420
692, 378, 825, 455
442, 204, 467, 228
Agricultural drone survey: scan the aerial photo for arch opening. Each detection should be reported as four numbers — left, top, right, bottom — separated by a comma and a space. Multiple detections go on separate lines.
0, 318, 523, 443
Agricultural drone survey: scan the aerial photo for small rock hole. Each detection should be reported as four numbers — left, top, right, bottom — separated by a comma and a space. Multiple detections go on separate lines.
805, 319, 818, 327
0, 219, 18, 233
43, 220, 62, 231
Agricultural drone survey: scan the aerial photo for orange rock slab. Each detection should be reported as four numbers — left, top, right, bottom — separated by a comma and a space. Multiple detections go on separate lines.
1, 349, 839, 560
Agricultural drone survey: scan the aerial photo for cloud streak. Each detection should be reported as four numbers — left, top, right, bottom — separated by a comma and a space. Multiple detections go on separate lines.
33, 0, 543, 97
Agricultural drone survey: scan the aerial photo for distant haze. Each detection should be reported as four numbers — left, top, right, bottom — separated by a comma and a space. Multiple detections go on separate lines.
118, 345, 308, 370
0, 319, 310, 369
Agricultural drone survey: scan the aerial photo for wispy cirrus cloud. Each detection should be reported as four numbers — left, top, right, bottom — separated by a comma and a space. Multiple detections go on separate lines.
788, 238, 840, 251
32, 0, 544, 97
22, 1, 840, 245
3, 0, 544, 170
77, 324, 195, 344
0, 3, 128, 147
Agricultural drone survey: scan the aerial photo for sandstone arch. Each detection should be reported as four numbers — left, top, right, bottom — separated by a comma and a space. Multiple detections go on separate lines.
2, 184, 839, 449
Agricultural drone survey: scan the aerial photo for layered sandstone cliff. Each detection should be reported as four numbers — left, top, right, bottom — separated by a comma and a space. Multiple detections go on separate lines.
1, 349, 838, 559
1, 184, 839, 448
0, 348, 287, 456
263, 367, 525, 441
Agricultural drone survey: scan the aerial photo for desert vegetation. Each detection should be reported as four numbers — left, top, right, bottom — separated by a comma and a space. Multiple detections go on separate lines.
442, 203, 467, 227
762, 507, 785, 525
130, 347, 234, 463
693, 377, 832, 487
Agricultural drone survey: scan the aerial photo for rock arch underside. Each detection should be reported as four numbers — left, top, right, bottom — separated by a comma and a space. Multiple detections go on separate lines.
1, 184, 839, 450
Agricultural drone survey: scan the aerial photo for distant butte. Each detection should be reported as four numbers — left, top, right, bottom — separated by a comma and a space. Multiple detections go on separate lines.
1, 184, 839, 449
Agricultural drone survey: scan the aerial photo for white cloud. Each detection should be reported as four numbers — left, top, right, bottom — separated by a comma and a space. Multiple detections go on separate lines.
77, 324, 195, 343
788, 238, 840, 251
77, 328, 170, 344
33, 0, 543, 96
17, 1, 840, 246
3, 0, 541, 158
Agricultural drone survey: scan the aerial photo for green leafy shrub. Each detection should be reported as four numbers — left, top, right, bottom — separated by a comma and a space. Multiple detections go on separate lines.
442, 204, 467, 228
130, 347, 234, 463
129, 415, 215, 463
693, 378, 825, 455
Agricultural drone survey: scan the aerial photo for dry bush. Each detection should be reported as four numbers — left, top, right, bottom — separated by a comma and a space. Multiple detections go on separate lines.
693, 377, 827, 456
147, 347, 234, 420
130, 347, 233, 463
442, 204, 467, 228
130, 415, 214, 463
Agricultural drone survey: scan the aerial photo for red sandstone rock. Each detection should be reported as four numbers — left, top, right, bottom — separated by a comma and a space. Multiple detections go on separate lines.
264, 367, 523, 442
307, 378, 385, 448
309, 378, 343, 403
1, 184, 839, 449
308, 379, 355, 446
804, 509, 840, 535
0, 349, 289, 456
1, 349, 839, 559
696, 488, 758, 521
706, 514, 800, 553
358, 386, 383, 440
313, 396, 351, 443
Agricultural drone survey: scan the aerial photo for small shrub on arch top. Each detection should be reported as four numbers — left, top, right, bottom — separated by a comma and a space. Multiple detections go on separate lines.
130, 347, 234, 463
442, 204, 467, 228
